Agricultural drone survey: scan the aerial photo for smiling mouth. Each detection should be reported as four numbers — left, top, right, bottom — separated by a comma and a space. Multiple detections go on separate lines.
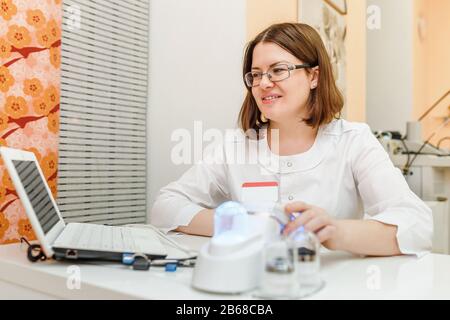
262, 95, 282, 104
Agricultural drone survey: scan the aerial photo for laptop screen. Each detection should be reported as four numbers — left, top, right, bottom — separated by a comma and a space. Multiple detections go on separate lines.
12, 160, 60, 234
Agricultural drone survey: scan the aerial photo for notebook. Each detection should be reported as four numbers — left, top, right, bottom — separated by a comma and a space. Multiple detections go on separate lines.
0, 146, 167, 261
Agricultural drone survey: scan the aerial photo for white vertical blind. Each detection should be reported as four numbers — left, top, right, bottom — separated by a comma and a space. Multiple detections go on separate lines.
58, 0, 149, 225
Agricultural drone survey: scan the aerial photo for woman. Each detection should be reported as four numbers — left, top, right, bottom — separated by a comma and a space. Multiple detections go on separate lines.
151, 23, 432, 257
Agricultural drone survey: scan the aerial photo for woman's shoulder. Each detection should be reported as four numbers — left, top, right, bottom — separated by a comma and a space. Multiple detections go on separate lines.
321, 119, 386, 163
320, 119, 379, 154
321, 118, 372, 137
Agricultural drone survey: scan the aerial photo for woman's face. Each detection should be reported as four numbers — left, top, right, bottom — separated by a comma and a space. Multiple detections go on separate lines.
251, 42, 318, 124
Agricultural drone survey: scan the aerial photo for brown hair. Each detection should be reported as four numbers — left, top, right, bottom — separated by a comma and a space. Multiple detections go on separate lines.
238, 23, 343, 133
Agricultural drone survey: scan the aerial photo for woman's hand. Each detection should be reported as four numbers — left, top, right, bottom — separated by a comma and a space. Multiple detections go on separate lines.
282, 201, 340, 250
175, 209, 214, 237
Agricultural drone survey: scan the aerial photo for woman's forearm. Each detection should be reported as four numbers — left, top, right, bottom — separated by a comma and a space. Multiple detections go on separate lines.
175, 209, 214, 237
175, 209, 402, 256
328, 219, 402, 256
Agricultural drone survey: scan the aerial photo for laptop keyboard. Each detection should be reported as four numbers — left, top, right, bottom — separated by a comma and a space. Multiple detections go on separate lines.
53, 223, 166, 255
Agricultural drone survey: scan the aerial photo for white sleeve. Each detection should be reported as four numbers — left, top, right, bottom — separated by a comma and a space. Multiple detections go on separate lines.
150, 145, 230, 232
351, 124, 433, 257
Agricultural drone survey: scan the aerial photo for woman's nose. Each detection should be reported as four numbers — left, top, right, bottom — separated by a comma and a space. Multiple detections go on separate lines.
259, 73, 274, 89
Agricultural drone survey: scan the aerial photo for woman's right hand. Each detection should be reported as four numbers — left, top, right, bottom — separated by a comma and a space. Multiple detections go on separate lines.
282, 201, 340, 250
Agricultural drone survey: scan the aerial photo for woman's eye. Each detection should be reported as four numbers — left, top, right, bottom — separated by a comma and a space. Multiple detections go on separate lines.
252, 72, 262, 78
272, 68, 287, 75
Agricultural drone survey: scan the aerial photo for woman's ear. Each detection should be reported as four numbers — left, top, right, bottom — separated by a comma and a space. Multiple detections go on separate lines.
310, 66, 319, 89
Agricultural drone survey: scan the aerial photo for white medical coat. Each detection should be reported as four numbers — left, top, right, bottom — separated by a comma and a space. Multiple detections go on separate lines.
151, 119, 433, 256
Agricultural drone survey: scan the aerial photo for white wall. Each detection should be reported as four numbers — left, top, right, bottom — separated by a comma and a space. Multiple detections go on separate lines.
147, 0, 246, 218
366, 0, 413, 134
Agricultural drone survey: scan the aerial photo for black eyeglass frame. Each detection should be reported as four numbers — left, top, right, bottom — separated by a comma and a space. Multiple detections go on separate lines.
244, 63, 316, 88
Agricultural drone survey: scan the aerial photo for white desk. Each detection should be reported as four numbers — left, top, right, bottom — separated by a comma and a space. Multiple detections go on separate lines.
1, 234, 450, 300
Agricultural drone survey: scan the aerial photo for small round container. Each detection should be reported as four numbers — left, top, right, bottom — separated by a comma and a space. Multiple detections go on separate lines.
288, 227, 325, 298
253, 238, 298, 299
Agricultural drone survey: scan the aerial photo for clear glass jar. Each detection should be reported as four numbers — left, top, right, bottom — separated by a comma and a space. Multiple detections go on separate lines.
288, 227, 324, 297
254, 237, 298, 299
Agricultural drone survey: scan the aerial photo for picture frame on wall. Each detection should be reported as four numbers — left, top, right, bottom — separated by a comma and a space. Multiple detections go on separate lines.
297, 0, 347, 106
324, 0, 348, 16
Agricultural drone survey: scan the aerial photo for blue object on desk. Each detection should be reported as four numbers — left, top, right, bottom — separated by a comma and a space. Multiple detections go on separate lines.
122, 253, 135, 265
165, 263, 177, 272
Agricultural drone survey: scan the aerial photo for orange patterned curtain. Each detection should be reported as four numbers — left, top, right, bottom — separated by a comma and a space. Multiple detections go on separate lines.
0, 0, 61, 244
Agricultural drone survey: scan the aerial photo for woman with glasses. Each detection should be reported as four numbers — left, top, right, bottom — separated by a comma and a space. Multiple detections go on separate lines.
151, 23, 432, 257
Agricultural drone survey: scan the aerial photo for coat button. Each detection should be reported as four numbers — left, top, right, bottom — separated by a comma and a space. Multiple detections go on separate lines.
288, 195, 294, 201
287, 162, 292, 167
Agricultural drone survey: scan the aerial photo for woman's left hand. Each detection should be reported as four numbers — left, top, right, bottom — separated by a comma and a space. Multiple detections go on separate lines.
282, 201, 340, 249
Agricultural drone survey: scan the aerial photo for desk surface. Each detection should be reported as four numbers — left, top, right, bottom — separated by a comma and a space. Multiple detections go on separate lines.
1, 234, 450, 299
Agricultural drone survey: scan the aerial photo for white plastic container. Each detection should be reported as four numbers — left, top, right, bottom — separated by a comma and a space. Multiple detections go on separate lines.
191, 201, 266, 294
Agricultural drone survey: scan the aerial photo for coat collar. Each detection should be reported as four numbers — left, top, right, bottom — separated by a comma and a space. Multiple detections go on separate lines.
256, 120, 342, 173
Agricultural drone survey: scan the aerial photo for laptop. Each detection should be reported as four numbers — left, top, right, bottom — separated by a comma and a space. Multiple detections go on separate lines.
0, 146, 167, 261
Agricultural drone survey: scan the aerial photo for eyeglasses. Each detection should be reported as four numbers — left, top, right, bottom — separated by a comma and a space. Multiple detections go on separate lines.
244, 63, 313, 88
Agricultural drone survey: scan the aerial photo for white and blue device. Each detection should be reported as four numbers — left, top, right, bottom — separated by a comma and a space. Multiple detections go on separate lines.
191, 201, 273, 294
